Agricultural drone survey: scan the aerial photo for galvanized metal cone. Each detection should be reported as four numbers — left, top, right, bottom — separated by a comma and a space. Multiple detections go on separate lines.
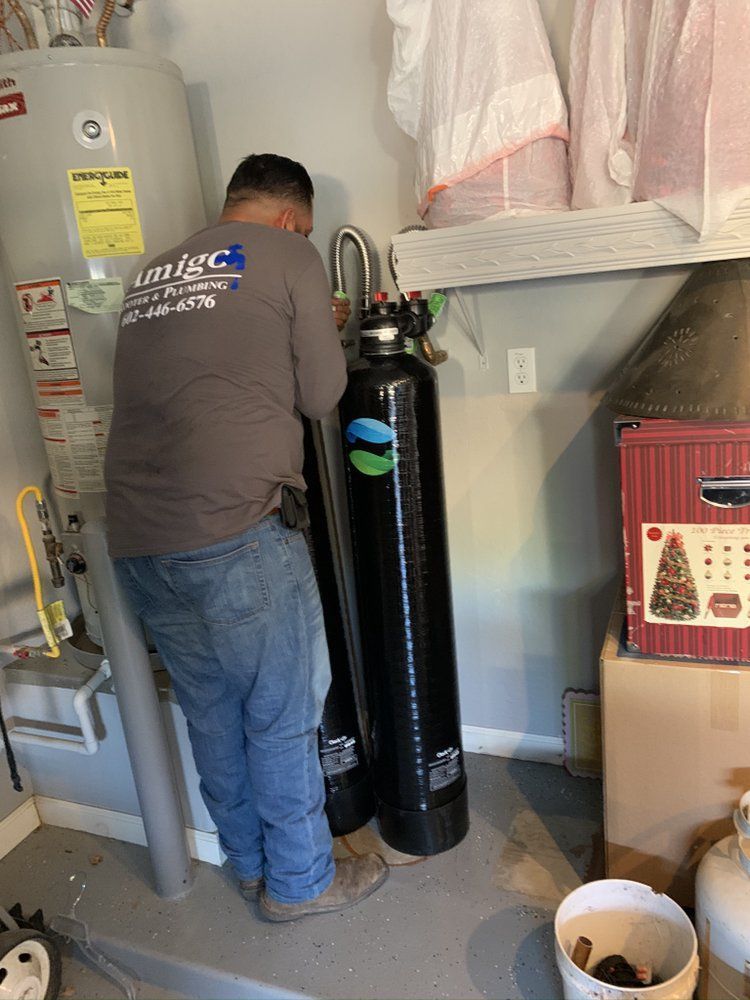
605, 259, 750, 420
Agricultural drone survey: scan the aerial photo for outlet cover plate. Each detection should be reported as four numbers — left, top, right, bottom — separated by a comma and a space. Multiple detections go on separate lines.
507, 347, 537, 394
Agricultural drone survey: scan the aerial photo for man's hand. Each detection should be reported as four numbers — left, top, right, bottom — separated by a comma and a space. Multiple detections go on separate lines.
331, 295, 351, 332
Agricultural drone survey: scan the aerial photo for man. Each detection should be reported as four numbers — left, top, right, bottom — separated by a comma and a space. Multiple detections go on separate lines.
105, 154, 387, 921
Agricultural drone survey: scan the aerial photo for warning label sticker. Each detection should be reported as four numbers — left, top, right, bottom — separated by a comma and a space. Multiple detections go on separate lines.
26, 330, 77, 372
33, 372, 84, 408
428, 747, 462, 793
38, 408, 77, 495
0, 91, 27, 122
36, 406, 112, 495
15, 278, 68, 333
62, 409, 106, 493
68, 167, 145, 259
320, 736, 359, 778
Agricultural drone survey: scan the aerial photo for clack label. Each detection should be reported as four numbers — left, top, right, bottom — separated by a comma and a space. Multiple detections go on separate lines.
428, 746, 462, 792
320, 735, 359, 778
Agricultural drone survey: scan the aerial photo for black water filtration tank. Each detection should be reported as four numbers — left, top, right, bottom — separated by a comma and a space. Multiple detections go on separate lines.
339, 305, 469, 855
302, 418, 375, 836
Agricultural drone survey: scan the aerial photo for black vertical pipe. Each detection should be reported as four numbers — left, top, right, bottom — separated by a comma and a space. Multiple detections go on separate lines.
303, 418, 375, 837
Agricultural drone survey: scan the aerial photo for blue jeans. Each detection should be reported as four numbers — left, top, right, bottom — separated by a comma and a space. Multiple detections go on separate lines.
114, 517, 335, 904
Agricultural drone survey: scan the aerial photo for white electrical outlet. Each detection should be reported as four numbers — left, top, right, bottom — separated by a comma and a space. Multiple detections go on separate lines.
507, 347, 537, 394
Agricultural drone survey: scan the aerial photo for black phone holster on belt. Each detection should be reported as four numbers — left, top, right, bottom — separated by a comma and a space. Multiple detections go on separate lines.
280, 485, 310, 531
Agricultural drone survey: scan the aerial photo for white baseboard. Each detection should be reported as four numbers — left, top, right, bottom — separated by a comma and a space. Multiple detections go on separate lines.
462, 725, 563, 765
34, 797, 225, 867
0, 797, 41, 861
3, 730, 561, 862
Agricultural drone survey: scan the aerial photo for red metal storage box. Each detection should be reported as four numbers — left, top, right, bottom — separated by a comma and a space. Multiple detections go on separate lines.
618, 419, 750, 661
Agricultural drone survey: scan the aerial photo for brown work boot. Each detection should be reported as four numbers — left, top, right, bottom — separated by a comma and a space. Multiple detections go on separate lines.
259, 853, 388, 922
238, 876, 263, 899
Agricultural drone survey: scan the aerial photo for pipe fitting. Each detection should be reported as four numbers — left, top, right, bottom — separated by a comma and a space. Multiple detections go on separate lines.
41, 0, 83, 45
418, 334, 448, 366
7, 658, 111, 755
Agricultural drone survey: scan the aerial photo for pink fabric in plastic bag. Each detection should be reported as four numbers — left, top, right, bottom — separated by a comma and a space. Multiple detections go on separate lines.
568, 0, 647, 209
425, 137, 570, 228
387, 0, 570, 227
569, 0, 750, 238
633, 0, 750, 239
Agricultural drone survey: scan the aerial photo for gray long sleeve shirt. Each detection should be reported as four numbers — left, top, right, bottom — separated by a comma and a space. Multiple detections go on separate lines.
104, 221, 347, 557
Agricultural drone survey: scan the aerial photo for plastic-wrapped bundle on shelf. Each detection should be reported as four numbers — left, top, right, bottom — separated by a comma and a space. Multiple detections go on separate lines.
426, 138, 570, 228
632, 0, 750, 239
387, 0, 570, 228
568, 0, 652, 210
339, 300, 468, 856
303, 419, 375, 837
569, 0, 750, 238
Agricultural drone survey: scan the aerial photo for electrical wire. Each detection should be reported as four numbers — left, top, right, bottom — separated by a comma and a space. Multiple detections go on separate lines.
0, 696, 23, 792
83, 574, 98, 614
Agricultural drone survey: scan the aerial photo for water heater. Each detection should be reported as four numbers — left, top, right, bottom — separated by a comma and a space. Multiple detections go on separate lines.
0, 48, 205, 637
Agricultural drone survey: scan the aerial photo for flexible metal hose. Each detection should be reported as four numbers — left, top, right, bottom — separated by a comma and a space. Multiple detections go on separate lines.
330, 226, 379, 317
97, 0, 116, 46
388, 225, 426, 287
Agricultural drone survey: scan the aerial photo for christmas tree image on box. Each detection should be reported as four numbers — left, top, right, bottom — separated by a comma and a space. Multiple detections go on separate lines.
649, 531, 700, 621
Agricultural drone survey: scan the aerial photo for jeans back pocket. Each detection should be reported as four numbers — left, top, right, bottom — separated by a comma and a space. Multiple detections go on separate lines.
165, 540, 270, 626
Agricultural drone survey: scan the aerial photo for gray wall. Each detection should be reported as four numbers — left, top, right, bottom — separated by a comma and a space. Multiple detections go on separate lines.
111, 0, 691, 738
436, 267, 690, 735
0, 0, 694, 821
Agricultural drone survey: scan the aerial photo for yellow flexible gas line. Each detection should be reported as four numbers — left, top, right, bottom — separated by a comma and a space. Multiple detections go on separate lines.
15, 486, 60, 659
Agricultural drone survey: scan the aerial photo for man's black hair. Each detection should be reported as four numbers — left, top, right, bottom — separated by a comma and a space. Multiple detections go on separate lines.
225, 153, 314, 209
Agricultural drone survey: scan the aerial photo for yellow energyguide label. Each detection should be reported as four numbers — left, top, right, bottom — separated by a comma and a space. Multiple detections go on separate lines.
68, 167, 145, 259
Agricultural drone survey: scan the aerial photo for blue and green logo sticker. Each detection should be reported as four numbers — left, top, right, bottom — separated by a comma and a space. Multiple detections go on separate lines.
346, 418, 395, 476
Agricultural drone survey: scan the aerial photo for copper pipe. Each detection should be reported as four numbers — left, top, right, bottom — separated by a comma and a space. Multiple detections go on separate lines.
418, 334, 448, 366
8, 0, 38, 48
571, 936, 593, 971
96, 0, 116, 46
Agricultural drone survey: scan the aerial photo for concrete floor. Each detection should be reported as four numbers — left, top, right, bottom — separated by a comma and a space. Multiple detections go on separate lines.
0, 754, 603, 1000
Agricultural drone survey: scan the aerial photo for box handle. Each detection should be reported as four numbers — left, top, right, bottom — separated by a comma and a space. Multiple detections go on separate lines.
698, 477, 750, 509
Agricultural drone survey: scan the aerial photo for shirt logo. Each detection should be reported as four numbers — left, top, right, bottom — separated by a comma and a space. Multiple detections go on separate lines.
214, 243, 246, 290
130, 243, 247, 291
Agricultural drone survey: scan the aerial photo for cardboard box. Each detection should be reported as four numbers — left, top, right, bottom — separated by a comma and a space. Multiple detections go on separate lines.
618, 418, 750, 662
601, 599, 750, 907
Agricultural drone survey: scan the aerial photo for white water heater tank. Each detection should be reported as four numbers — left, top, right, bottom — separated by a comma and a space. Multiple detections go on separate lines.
695, 791, 750, 1000
0, 48, 205, 640
0, 47, 205, 516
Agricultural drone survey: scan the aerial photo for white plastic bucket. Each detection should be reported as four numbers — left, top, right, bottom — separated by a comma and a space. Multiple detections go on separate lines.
554, 880, 699, 1000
